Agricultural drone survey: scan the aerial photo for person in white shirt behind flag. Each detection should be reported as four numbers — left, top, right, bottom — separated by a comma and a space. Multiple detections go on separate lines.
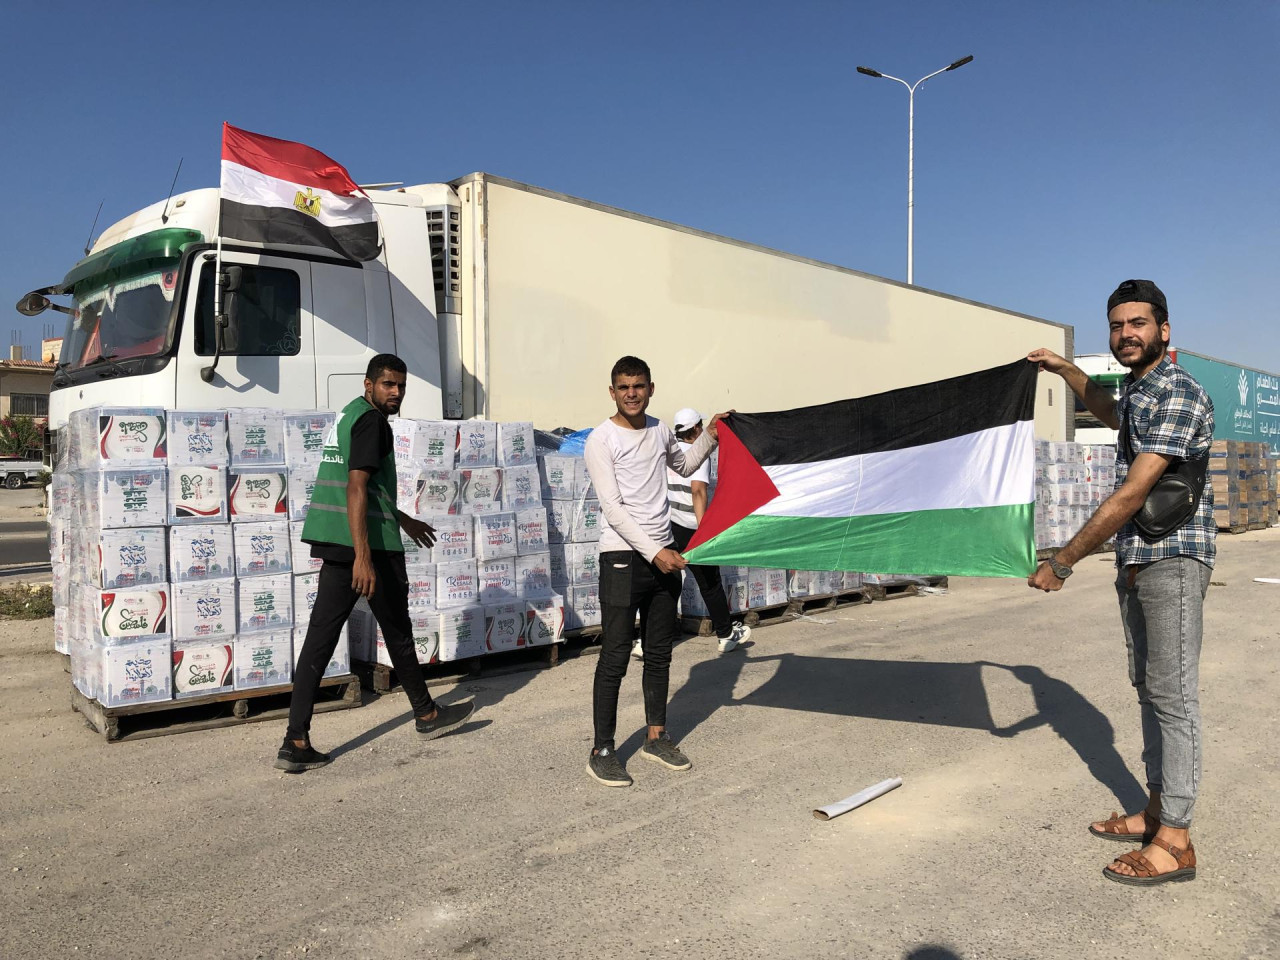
632, 407, 750, 661
582, 356, 729, 788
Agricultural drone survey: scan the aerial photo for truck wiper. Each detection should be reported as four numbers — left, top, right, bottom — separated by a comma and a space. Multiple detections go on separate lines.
83, 353, 128, 378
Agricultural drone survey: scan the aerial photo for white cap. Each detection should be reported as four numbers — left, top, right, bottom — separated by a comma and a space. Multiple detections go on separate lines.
673, 408, 703, 432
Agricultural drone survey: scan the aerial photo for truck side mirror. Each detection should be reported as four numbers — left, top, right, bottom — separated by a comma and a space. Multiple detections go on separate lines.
16, 292, 52, 317
200, 265, 245, 383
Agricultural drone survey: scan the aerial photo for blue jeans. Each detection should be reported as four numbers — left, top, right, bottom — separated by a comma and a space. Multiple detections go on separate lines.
1115, 556, 1211, 829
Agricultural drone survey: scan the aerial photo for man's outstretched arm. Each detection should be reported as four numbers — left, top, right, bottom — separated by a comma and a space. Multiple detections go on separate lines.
1027, 349, 1120, 430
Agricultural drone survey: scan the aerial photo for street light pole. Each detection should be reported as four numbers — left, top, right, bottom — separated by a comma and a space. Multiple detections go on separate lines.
856, 55, 973, 285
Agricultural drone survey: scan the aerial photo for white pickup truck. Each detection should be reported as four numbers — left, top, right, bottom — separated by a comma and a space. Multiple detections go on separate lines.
0, 457, 45, 489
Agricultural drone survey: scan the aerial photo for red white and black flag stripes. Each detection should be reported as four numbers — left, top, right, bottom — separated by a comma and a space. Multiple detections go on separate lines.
218, 123, 381, 262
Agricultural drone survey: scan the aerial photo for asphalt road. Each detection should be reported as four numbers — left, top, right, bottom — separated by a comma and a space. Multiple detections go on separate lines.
0, 488, 50, 577
0, 520, 50, 568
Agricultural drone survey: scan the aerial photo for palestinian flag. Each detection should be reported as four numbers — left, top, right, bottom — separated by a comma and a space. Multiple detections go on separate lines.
219, 123, 381, 262
684, 359, 1038, 578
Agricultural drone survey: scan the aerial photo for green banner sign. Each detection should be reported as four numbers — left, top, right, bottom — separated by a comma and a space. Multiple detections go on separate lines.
1175, 350, 1280, 455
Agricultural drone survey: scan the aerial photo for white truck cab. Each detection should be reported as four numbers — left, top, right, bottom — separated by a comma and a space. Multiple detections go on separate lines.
27, 184, 458, 462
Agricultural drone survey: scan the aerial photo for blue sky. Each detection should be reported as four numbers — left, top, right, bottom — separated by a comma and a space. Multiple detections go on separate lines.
2, 1, 1276, 370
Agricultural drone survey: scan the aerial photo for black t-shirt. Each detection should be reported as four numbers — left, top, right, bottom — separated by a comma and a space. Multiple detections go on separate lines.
308, 408, 396, 564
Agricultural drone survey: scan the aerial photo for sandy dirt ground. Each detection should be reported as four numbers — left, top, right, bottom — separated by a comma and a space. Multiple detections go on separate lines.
1, 530, 1278, 960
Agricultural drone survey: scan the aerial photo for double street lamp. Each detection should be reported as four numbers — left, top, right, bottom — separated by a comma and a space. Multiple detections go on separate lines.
856, 55, 974, 285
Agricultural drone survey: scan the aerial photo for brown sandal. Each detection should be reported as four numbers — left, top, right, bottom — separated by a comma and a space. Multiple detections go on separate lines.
1089, 809, 1159, 843
1102, 836, 1197, 886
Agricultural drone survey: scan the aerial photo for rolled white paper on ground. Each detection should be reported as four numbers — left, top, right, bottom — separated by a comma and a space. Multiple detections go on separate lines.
813, 777, 903, 821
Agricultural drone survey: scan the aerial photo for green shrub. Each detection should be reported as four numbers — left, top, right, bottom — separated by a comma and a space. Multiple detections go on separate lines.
0, 583, 55, 620
0, 415, 42, 458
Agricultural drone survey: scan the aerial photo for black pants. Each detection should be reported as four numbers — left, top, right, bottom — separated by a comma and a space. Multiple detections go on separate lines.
286, 552, 434, 741
671, 522, 733, 639
592, 548, 682, 750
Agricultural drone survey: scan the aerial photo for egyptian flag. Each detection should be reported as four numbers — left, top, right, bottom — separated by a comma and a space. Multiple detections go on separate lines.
219, 123, 381, 261
684, 359, 1038, 578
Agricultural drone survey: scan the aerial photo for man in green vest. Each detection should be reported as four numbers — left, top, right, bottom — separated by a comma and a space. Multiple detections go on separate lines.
278, 353, 474, 772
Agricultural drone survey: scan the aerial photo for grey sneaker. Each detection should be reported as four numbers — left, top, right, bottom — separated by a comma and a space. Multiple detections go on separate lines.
718, 622, 751, 653
639, 732, 692, 771
415, 701, 475, 740
631, 639, 645, 660
587, 746, 632, 787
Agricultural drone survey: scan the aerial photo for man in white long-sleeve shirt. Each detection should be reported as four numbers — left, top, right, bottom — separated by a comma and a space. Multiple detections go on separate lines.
582, 355, 725, 787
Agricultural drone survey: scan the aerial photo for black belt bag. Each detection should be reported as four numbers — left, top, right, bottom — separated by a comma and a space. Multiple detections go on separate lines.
1119, 420, 1208, 542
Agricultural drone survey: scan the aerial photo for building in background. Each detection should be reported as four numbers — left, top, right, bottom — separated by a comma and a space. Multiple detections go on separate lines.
0, 344, 55, 438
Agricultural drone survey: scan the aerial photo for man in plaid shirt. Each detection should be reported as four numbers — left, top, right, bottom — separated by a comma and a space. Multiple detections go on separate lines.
1027, 279, 1214, 888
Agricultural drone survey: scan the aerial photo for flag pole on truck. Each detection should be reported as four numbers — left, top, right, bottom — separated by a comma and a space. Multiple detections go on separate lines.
204, 122, 384, 381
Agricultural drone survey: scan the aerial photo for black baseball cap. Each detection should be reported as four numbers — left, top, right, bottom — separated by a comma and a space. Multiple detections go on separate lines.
1107, 279, 1167, 315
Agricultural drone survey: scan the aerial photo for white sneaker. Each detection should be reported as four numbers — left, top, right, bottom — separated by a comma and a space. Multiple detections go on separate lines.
631, 639, 645, 660
718, 622, 751, 654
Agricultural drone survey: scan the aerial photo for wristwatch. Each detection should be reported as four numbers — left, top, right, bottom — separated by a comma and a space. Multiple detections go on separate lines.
1048, 556, 1073, 580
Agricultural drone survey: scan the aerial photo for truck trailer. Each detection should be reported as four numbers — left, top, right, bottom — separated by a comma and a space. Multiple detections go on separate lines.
21, 173, 1073, 449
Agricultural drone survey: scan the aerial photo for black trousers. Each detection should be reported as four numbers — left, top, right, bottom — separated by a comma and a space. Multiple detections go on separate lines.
636, 523, 734, 641
592, 548, 682, 750
670, 522, 733, 639
286, 552, 434, 741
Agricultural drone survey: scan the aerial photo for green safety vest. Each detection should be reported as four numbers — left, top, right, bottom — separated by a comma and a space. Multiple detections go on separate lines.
300, 396, 403, 551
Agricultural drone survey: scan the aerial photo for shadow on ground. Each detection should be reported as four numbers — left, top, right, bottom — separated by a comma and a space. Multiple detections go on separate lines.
633, 651, 1145, 811
905, 947, 963, 960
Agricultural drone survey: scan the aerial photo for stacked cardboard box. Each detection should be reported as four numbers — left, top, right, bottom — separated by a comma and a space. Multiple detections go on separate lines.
54, 406, 347, 710
1034, 441, 1117, 550
1210, 440, 1276, 532
58, 406, 174, 707
541, 452, 599, 633
1209, 440, 1242, 530
381, 418, 562, 663
1269, 451, 1279, 526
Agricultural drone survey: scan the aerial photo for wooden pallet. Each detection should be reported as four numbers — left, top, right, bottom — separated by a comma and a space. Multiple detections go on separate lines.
788, 593, 839, 613
829, 586, 873, 608
679, 615, 718, 637
1217, 524, 1247, 535
354, 643, 561, 695
744, 602, 796, 628
70, 673, 360, 743
864, 582, 919, 602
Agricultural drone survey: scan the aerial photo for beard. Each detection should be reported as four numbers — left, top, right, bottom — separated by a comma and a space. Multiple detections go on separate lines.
1111, 336, 1165, 370
367, 391, 402, 416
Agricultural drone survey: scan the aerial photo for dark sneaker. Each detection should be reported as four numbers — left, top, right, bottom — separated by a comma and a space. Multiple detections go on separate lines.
586, 746, 633, 787
639, 732, 692, 771
415, 701, 475, 740
275, 741, 332, 773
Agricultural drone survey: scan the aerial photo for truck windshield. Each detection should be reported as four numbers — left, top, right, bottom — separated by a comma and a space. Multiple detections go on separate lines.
61, 263, 179, 372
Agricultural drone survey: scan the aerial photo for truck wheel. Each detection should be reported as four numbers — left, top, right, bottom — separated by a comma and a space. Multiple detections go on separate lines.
4, 474, 23, 490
